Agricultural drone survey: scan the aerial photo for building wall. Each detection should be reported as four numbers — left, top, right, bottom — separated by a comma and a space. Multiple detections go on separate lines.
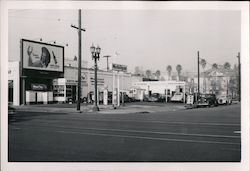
64, 66, 143, 98
8, 61, 20, 106
194, 69, 236, 96
8, 62, 143, 105
133, 81, 186, 95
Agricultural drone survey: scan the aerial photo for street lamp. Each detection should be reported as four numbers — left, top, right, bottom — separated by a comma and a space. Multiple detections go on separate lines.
90, 44, 101, 111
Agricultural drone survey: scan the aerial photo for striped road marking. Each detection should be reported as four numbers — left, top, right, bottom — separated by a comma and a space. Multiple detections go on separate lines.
55, 130, 241, 146
234, 131, 241, 134
13, 122, 241, 139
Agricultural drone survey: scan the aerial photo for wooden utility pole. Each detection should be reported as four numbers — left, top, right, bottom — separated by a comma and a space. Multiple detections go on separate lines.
71, 9, 86, 111
197, 51, 200, 100
237, 52, 241, 102
103, 55, 111, 71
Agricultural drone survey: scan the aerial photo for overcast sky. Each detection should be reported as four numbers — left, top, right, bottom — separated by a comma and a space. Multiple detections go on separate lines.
8, 9, 241, 73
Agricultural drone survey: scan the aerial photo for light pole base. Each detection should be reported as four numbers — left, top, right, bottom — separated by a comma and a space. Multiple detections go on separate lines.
92, 106, 99, 111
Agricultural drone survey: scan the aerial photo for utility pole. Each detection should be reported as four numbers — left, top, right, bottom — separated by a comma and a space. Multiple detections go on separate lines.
103, 55, 111, 71
197, 51, 200, 101
71, 9, 86, 111
237, 52, 241, 102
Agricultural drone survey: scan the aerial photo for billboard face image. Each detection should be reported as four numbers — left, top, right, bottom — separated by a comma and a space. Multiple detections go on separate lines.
22, 39, 64, 72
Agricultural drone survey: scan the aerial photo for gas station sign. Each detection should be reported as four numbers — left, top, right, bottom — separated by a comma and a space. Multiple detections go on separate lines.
112, 63, 127, 72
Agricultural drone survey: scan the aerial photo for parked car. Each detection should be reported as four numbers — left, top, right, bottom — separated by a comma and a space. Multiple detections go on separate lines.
197, 94, 218, 107
217, 95, 232, 105
119, 93, 134, 103
144, 93, 166, 102
170, 92, 184, 102
147, 96, 158, 102
155, 94, 166, 102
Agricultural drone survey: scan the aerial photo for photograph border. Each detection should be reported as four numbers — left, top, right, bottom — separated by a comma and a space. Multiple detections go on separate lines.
1, 1, 249, 171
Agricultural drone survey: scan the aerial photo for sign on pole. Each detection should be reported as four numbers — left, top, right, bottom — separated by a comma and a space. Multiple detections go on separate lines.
112, 63, 127, 72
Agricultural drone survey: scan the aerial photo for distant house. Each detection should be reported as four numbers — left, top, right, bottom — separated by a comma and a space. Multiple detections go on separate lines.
193, 67, 238, 98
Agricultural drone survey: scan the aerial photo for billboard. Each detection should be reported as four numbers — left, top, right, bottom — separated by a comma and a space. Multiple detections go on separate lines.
22, 39, 64, 72
112, 63, 127, 72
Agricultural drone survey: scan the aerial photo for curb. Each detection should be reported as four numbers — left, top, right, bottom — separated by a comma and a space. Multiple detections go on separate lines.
13, 104, 186, 115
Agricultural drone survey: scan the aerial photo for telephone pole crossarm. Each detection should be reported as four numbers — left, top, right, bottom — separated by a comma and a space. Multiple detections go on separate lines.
71, 24, 86, 32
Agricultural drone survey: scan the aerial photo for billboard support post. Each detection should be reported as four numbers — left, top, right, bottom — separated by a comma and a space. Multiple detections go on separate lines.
21, 76, 26, 105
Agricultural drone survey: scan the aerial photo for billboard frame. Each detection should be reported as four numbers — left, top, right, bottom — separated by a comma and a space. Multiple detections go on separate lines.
21, 38, 65, 74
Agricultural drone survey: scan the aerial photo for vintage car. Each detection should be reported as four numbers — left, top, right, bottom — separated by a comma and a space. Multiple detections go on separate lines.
170, 92, 184, 102
197, 94, 218, 107
143, 93, 166, 102
217, 95, 232, 105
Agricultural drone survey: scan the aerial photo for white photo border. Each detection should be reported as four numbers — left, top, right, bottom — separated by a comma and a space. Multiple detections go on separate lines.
1, 1, 249, 171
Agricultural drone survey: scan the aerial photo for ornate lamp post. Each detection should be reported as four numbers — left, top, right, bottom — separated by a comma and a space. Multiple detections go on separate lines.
90, 44, 101, 111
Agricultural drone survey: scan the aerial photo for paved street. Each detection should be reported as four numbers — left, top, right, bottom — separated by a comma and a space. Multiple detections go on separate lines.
8, 103, 241, 162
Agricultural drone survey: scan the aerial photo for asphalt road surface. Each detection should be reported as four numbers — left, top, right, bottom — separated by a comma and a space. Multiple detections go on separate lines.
8, 103, 241, 162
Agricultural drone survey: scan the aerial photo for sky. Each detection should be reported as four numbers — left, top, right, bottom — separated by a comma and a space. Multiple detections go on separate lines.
8, 9, 241, 74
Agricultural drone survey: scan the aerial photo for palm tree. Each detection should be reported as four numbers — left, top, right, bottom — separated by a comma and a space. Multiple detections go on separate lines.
145, 69, 152, 79
155, 70, 161, 80
176, 64, 182, 81
200, 59, 207, 93
223, 62, 231, 70
212, 63, 218, 70
200, 59, 206, 69
223, 62, 231, 96
211, 63, 219, 94
166, 65, 172, 80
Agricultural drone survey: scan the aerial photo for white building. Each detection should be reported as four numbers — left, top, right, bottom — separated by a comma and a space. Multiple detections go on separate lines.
132, 80, 186, 101
8, 61, 143, 105
193, 67, 238, 98
8, 61, 20, 106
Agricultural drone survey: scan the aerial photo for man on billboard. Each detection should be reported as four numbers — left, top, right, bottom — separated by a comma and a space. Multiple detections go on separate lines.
27, 46, 51, 68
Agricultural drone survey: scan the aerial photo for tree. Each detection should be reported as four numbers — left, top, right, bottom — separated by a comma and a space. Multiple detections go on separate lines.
233, 64, 238, 71
160, 76, 165, 81
228, 77, 237, 98
155, 70, 161, 80
200, 59, 206, 69
166, 65, 172, 80
200, 59, 207, 93
145, 69, 152, 78
212, 63, 218, 70
176, 64, 182, 81
223, 62, 231, 70
134, 66, 143, 76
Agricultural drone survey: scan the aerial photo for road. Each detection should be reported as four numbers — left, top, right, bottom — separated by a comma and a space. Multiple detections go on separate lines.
8, 103, 241, 162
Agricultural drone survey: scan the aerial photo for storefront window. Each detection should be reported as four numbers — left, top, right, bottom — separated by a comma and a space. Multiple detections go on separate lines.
53, 85, 65, 97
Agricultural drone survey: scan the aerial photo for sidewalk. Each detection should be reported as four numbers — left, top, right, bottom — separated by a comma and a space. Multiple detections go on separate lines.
99, 104, 185, 114
14, 102, 186, 114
